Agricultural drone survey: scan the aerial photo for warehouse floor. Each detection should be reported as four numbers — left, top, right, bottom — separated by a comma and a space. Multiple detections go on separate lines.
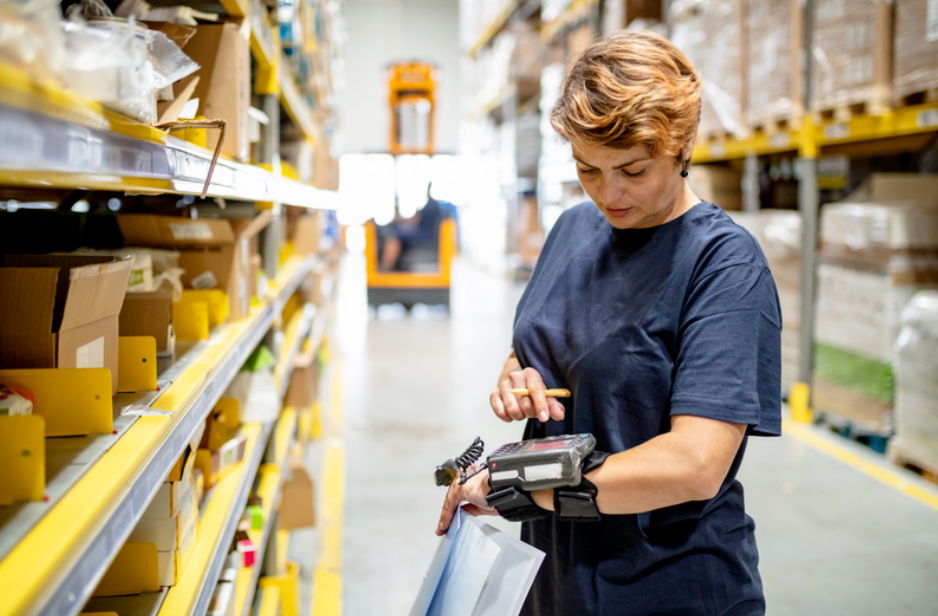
294, 254, 938, 616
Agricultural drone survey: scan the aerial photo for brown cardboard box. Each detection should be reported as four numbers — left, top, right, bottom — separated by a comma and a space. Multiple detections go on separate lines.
893, 0, 938, 102
283, 350, 318, 408
292, 214, 321, 257
686, 166, 743, 210
175, 23, 251, 162
0, 255, 131, 394
810, 0, 893, 113
119, 290, 175, 357
280, 456, 315, 530
116, 213, 272, 321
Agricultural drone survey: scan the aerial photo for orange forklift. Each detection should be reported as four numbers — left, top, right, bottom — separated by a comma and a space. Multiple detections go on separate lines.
365, 62, 456, 310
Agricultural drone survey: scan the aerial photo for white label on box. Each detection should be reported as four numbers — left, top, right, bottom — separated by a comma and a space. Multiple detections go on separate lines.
928, 0, 938, 42
241, 238, 249, 267
170, 222, 213, 241
76, 337, 104, 369
191, 270, 219, 290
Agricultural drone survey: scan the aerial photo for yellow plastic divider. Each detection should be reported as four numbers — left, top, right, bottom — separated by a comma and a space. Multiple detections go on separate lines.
173, 301, 210, 342
118, 336, 158, 393
0, 416, 45, 505
0, 369, 112, 437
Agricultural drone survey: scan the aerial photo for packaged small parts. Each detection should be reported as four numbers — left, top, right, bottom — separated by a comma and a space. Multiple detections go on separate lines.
0, 384, 33, 416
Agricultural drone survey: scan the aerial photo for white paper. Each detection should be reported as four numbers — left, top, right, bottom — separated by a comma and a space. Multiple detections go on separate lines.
410, 508, 546, 616
427, 508, 502, 616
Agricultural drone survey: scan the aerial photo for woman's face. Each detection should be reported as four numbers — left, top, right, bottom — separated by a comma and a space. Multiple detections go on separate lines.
572, 141, 694, 230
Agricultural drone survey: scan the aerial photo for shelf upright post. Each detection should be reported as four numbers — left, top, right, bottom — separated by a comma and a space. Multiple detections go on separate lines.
797, 0, 818, 390
261, 93, 282, 280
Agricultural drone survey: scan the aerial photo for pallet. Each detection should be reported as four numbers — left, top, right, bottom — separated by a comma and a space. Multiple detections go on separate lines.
888, 447, 938, 485
812, 97, 891, 125
748, 110, 803, 137
894, 88, 938, 108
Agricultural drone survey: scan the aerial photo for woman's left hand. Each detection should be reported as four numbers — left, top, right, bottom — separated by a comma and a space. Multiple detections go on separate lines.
436, 465, 497, 536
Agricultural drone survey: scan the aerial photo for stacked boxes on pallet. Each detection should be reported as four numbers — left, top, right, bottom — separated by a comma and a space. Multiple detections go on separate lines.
893, 0, 938, 103
730, 211, 803, 393
810, 0, 893, 116
814, 174, 938, 434
670, 0, 746, 138
745, 0, 803, 129
890, 292, 938, 471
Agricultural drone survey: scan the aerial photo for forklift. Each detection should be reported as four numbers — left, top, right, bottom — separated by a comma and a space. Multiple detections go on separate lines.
365, 62, 456, 310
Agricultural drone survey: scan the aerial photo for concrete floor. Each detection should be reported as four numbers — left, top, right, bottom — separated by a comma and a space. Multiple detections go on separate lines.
293, 254, 938, 616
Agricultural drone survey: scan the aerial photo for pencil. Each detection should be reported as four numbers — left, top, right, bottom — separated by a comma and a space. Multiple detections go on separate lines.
509, 388, 571, 398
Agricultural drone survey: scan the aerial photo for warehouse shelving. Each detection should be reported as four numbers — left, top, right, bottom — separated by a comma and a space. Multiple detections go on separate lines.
0, 251, 315, 616
542, 0, 597, 42
465, 0, 518, 58
692, 102, 938, 163
0, 63, 331, 207
233, 408, 297, 616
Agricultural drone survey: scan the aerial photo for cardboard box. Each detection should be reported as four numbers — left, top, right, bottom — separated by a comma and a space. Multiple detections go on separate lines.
687, 166, 743, 211
283, 350, 319, 408
158, 513, 197, 586
201, 398, 241, 452
129, 482, 197, 550
279, 455, 315, 530
119, 290, 175, 357
175, 23, 251, 161
144, 475, 196, 519
0, 255, 131, 394
116, 213, 272, 321
815, 263, 938, 362
292, 214, 321, 257
196, 434, 247, 488
93, 542, 160, 597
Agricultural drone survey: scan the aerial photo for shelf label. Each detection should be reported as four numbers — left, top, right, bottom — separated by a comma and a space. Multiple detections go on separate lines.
770, 133, 791, 149
917, 108, 938, 128
823, 123, 850, 140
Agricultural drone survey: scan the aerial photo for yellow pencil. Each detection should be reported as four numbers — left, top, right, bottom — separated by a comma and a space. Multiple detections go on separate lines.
509, 388, 571, 398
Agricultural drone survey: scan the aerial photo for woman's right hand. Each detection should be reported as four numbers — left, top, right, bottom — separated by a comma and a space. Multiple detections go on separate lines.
491, 364, 566, 424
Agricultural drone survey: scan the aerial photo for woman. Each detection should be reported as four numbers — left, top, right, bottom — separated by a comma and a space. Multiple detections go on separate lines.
436, 30, 781, 615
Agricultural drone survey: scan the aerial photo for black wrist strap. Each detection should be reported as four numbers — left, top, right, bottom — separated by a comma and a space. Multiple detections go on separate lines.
553, 450, 610, 522
486, 486, 549, 523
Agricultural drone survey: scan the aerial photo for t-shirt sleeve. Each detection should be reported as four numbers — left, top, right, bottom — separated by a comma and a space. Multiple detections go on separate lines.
669, 263, 782, 436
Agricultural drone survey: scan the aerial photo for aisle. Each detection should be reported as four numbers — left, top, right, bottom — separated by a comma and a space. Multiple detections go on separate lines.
329, 254, 938, 616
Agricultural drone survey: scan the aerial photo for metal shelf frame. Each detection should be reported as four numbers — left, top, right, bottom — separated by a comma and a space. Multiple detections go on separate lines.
0, 64, 333, 209
0, 257, 314, 616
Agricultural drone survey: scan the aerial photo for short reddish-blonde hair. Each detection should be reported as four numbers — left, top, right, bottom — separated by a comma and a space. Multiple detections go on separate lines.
550, 30, 702, 160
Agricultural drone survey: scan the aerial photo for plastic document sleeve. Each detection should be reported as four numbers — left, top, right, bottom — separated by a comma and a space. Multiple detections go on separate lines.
409, 508, 545, 616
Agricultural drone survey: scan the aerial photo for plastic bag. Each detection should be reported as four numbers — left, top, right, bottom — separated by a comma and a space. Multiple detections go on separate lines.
60, 16, 198, 123
0, 0, 65, 82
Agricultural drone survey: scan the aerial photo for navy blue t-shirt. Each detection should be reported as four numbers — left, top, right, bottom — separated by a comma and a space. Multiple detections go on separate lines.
513, 201, 782, 616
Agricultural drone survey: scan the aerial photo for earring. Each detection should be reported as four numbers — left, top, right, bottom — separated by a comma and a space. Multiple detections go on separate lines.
680, 161, 689, 178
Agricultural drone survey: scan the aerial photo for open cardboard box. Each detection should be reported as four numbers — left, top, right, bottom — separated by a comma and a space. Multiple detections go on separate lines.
0, 255, 132, 394
119, 289, 175, 358
116, 213, 273, 321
